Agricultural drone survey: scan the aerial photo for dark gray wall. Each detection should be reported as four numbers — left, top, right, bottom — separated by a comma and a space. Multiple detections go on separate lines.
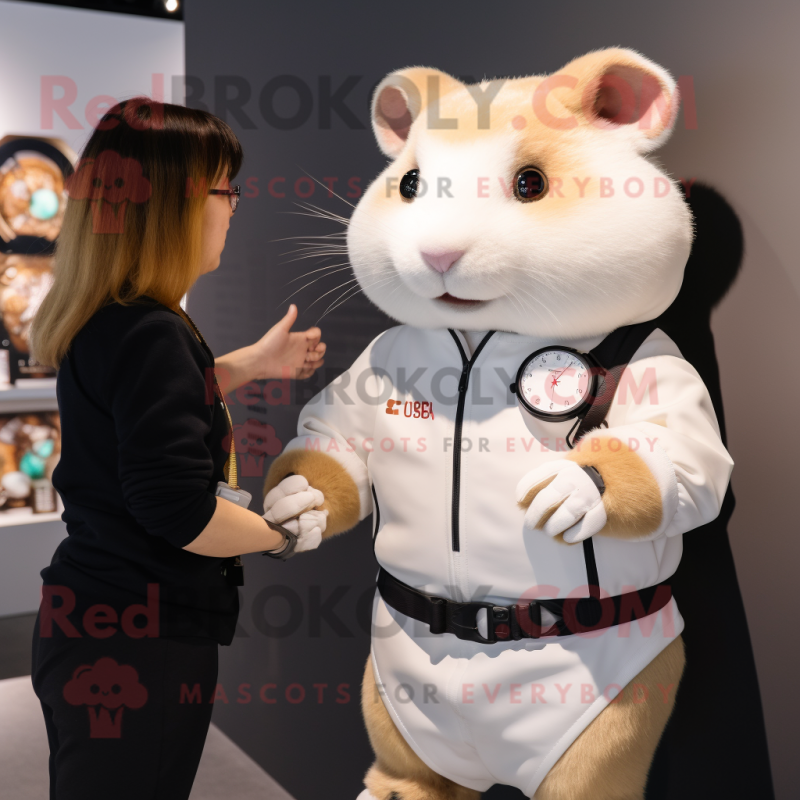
183, 2, 799, 798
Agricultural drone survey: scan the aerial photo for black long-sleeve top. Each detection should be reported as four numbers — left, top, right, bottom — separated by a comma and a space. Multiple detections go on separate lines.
42, 295, 239, 644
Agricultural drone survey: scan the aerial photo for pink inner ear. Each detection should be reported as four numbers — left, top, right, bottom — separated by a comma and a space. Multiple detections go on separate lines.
376, 85, 413, 150
592, 65, 672, 137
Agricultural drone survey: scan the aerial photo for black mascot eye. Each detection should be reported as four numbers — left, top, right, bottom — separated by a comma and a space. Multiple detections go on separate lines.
92, 178, 103, 189
111, 684, 122, 694
113, 177, 125, 189
399, 169, 420, 200
90, 684, 100, 694
514, 167, 548, 202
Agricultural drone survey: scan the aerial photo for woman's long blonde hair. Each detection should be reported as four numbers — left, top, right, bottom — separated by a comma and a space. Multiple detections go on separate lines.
30, 98, 243, 367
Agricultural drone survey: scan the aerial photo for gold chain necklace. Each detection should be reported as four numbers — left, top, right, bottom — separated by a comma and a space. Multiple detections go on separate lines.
176, 306, 240, 490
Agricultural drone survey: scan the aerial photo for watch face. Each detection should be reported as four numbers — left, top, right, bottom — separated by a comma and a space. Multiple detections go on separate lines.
516, 347, 595, 420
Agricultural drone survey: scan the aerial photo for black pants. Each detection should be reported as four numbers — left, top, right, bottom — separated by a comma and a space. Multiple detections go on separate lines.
31, 612, 219, 800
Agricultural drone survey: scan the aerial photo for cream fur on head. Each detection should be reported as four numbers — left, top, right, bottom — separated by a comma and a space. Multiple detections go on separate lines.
347, 48, 693, 340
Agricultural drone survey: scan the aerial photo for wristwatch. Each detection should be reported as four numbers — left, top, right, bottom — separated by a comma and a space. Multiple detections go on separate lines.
581, 465, 606, 495
262, 519, 300, 560
511, 345, 602, 421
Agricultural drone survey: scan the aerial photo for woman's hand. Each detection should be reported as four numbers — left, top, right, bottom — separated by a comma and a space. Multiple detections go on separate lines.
214, 304, 326, 391
251, 304, 326, 380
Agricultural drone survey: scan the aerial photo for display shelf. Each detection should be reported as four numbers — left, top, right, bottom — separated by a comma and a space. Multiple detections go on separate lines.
0, 385, 62, 527
0, 515, 66, 617
0, 510, 62, 528
0, 493, 63, 529
0, 384, 58, 413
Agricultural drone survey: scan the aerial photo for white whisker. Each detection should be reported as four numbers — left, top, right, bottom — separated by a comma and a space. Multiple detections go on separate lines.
285, 263, 354, 285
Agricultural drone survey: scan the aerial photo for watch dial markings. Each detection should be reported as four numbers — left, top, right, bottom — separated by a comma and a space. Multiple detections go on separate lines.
518, 349, 591, 417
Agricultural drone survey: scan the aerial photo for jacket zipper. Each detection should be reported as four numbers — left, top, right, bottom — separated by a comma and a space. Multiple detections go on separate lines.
447, 330, 495, 552
371, 484, 381, 556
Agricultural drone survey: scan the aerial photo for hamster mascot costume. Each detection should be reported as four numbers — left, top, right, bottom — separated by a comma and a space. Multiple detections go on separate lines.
263, 48, 735, 799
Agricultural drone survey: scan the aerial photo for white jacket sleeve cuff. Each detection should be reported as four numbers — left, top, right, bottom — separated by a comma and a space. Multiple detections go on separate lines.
283, 435, 373, 521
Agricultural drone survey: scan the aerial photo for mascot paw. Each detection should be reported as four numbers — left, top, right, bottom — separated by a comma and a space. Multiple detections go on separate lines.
262, 473, 324, 522
516, 460, 607, 542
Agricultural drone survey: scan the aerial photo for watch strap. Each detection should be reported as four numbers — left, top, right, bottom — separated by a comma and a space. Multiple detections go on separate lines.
575, 319, 661, 441
580, 465, 606, 495
262, 519, 299, 560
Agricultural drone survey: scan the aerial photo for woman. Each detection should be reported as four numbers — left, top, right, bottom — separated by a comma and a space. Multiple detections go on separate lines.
28, 98, 327, 799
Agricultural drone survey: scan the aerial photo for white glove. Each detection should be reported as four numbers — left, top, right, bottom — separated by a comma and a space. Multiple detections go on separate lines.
516, 460, 607, 543
263, 474, 326, 554
264, 508, 328, 554
263, 474, 323, 521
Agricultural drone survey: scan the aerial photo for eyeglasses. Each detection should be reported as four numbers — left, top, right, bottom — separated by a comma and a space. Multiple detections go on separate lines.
208, 184, 241, 214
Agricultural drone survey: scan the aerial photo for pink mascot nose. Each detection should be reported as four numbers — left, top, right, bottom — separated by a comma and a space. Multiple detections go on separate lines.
421, 249, 464, 274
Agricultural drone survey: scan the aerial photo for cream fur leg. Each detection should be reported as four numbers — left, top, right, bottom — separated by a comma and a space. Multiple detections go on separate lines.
533, 636, 686, 800
361, 657, 481, 800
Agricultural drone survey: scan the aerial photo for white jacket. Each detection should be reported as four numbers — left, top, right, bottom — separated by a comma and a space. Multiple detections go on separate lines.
284, 324, 732, 605
282, 324, 733, 794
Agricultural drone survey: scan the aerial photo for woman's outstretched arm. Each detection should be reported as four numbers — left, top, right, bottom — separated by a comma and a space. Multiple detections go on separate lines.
182, 495, 284, 556
214, 303, 326, 391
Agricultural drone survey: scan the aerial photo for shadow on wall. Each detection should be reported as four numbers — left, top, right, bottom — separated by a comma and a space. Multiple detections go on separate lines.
659, 182, 743, 436
647, 184, 772, 799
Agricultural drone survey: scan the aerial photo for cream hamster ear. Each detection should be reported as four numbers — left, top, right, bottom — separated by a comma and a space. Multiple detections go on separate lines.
551, 47, 681, 153
370, 67, 464, 159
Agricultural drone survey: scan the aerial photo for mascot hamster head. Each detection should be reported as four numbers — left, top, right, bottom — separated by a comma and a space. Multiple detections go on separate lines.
347, 47, 693, 340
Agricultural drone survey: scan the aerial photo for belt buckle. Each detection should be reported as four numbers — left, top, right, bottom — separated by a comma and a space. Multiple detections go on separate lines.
490, 601, 542, 641
451, 602, 497, 644
526, 601, 542, 639
503, 602, 542, 641
490, 605, 514, 641
452, 602, 540, 644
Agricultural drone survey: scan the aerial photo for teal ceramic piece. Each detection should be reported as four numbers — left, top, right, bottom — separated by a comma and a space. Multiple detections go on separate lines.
28, 188, 59, 220
19, 450, 46, 479
33, 438, 54, 458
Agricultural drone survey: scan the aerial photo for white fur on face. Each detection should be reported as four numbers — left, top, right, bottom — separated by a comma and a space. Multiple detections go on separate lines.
347, 121, 693, 340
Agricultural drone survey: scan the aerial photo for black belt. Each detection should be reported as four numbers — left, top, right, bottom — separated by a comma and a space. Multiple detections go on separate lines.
377, 567, 673, 645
